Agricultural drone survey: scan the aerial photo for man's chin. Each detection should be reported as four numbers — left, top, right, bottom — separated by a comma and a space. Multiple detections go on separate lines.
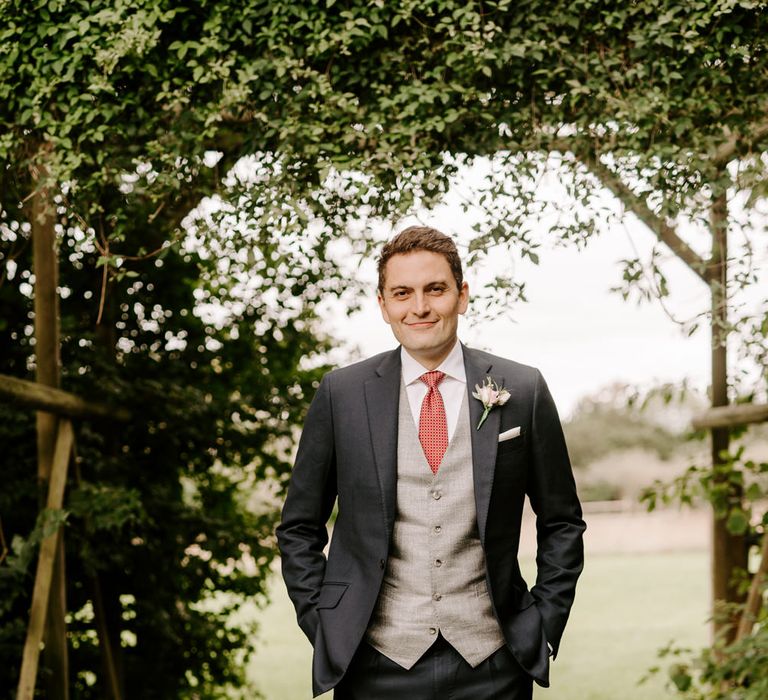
400, 338, 456, 362
401, 338, 438, 353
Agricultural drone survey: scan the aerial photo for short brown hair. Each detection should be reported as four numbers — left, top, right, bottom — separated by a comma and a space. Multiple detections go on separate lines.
377, 226, 463, 292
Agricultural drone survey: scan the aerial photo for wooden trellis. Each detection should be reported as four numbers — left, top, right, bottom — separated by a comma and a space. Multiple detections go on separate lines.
1, 374, 129, 700
2, 172, 130, 699
691, 402, 768, 640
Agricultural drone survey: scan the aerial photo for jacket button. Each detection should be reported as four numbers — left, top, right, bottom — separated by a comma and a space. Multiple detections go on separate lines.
379, 559, 385, 570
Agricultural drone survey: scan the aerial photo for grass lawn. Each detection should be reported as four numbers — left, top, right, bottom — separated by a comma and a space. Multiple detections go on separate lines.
248, 550, 709, 699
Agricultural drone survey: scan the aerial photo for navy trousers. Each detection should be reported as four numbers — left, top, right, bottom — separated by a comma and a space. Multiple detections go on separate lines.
334, 636, 534, 700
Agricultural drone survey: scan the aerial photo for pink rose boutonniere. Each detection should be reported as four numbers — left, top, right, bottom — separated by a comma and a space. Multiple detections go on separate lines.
472, 377, 510, 430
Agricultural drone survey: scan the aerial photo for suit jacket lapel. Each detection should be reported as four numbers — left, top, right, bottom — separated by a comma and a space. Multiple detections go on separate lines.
364, 348, 401, 537
463, 345, 501, 544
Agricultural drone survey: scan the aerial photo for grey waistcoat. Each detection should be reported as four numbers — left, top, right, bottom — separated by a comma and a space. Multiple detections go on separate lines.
365, 382, 506, 669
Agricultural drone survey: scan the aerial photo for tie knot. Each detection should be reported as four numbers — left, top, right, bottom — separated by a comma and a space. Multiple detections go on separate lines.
420, 370, 446, 390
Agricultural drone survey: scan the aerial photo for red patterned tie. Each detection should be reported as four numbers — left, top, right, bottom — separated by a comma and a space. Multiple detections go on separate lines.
418, 371, 448, 474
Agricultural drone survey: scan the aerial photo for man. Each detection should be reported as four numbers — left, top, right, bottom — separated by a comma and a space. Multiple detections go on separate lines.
277, 226, 585, 699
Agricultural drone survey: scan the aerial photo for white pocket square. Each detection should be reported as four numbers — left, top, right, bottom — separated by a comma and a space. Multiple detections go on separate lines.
498, 426, 521, 443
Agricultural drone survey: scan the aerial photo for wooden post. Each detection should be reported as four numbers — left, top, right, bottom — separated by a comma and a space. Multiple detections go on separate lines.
31, 156, 70, 699
17, 420, 74, 700
708, 189, 747, 642
689, 399, 768, 643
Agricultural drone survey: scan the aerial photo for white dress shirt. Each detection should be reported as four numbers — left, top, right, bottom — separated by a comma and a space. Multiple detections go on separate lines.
400, 340, 466, 440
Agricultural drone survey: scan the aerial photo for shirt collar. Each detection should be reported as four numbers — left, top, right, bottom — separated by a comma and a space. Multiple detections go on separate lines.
401, 340, 466, 386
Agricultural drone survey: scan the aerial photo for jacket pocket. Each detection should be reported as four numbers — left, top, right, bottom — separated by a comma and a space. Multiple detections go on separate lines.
496, 429, 526, 456
316, 582, 349, 610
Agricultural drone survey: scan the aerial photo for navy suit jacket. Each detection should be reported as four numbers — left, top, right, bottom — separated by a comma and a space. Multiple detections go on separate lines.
277, 345, 585, 696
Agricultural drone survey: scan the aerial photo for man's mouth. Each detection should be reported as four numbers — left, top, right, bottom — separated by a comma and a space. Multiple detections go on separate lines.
406, 320, 438, 329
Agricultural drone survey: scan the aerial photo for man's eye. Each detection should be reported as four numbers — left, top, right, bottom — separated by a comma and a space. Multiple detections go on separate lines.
428, 287, 445, 295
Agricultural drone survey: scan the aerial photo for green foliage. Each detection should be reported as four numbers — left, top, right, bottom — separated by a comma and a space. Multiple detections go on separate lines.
0, 130, 346, 700
648, 616, 768, 700
0, 221, 330, 697
642, 444, 768, 699
0, 0, 453, 261
641, 446, 768, 536
4, 508, 69, 578
4, 0, 767, 316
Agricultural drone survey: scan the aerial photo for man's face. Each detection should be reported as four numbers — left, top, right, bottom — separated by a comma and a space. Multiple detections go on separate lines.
378, 250, 469, 369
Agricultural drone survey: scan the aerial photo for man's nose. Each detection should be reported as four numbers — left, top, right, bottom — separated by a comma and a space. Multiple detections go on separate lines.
412, 292, 430, 315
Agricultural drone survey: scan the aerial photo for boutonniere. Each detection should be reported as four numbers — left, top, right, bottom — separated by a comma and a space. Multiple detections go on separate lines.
472, 377, 510, 430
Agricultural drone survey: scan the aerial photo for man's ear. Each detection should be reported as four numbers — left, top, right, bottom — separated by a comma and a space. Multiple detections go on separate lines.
377, 292, 391, 324
458, 282, 469, 315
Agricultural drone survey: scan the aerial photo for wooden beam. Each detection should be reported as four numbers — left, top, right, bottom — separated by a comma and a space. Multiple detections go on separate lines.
0, 374, 130, 422
692, 403, 768, 430
17, 419, 74, 700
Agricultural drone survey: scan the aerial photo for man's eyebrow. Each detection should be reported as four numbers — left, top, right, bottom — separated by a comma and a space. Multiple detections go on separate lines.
390, 278, 449, 288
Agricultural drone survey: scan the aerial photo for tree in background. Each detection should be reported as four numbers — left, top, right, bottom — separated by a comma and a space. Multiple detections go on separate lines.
1, 190, 337, 697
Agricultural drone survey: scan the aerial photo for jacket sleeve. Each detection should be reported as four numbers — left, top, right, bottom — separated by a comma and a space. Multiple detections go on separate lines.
526, 369, 586, 658
276, 374, 338, 643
